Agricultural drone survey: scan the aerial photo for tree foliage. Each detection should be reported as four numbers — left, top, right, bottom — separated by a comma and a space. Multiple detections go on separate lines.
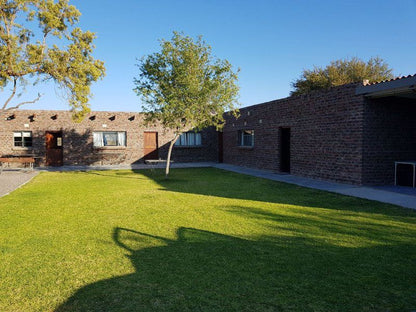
134, 32, 239, 176
0, 0, 105, 119
291, 57, 394, 95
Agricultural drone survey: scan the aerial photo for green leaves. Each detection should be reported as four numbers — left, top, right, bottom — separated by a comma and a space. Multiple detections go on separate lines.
0, 0, 105, 119
134, 31, 239, 133
291, 57, 394, 95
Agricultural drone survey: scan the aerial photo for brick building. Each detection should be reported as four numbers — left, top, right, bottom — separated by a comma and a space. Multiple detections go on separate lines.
222, 76, 416, 185
1, 75, 415, 186
0, 110, 218, 166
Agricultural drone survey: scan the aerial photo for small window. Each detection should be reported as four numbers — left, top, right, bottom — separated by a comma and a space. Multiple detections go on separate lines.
14, 131, 32, 147
93, 131, 126, 147
238, 130, 254, 147
175, 132, 202, 147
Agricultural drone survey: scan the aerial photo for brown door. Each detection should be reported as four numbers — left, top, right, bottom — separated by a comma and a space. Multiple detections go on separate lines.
143, 132, 158, 160
46, 131, 63, 166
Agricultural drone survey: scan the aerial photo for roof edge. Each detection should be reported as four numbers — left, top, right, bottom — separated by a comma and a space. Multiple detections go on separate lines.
356, 74, 416, 97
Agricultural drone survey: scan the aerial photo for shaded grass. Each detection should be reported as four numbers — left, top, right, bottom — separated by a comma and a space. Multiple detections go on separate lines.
0, 168, 415, 311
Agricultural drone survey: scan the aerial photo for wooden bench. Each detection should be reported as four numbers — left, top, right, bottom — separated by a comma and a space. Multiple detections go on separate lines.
144, 159, 173, 171
0, 157, 35, 174
144, 159, 171, 164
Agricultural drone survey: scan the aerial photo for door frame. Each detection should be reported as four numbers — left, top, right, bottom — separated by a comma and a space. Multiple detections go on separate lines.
279, 127, 291, 173
45, 131, 63, 166
143, 131, 159, 160
218, 131, 223, 163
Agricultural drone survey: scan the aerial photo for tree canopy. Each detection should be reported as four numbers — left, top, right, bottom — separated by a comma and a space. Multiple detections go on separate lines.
0, 0, 105, 119
134, 31, 239, 176
291, 57, 394, 95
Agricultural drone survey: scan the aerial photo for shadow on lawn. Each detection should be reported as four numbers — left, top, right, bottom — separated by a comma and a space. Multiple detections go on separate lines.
75, 170, 149, 180
78, 167, 415, 217
55, 227, 415, 311
139, 168, 416, 216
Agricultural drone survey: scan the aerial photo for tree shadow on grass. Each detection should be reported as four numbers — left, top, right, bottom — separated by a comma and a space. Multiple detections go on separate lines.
138, 168, 416, 217
76, 170, 149, 180
221, 205, 416, 247
71, 167, 416, 220
55, 227, 416, 312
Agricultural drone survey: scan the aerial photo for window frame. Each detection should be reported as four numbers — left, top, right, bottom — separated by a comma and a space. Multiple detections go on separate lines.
237, 130, 254, 147
13, 131, 33, 148
174, 132, 202, 147
93, 131, 126, 148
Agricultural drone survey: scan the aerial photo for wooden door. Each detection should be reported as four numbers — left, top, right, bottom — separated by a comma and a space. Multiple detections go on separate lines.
280, 128, 290, 173
143, 132, 158, 160
46, 131, 63, 166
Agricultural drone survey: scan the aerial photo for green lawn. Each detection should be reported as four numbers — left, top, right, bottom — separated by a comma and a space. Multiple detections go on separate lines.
0, 168, 415, 311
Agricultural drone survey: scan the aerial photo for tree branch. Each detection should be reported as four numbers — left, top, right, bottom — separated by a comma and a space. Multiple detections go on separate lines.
2, 77, 17, 110
1, 92, 42, 112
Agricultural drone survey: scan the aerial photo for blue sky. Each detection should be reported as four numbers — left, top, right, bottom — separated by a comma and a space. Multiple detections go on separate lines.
10, 0, 416, 112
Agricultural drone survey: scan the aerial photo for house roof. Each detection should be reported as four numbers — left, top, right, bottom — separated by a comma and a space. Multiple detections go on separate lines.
355, 74, 416, 99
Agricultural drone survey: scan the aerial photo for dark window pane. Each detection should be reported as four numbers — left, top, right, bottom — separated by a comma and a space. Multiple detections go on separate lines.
24, 137, 33, 147
238, 130, 254, 146
14, 137, 22, 147
103, 132, 117, 146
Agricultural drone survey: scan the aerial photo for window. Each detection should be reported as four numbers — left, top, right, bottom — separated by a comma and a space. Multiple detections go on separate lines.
175, 132, 202, 146
93, 131, 126, 147
238, 130, 254, 147
14, 131, 32, 147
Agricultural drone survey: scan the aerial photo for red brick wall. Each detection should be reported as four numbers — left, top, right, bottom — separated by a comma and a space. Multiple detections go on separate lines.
0, 110, 217, 166
222, 84, 366, 184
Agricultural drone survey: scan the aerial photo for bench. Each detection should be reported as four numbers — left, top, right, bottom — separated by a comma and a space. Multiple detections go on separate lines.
0, 157, 35, 174
144, 159, 172, 164
144, 159, 173, 171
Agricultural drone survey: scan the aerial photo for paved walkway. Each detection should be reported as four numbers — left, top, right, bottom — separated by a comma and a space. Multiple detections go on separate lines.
34, 162, 214, 172
0, 170, 38, 198
212, 163, 416, 210
1, 162, 415, 209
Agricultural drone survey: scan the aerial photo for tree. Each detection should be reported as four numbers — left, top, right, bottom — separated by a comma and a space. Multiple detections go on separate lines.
134, 32, 239, 176
0, 0, 105, 119
291, 57, 394, 95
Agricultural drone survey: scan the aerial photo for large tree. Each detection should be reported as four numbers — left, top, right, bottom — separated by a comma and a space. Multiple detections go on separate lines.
291, 57, 394, 95
0, 0, 105, 119
134, 32, 239, 176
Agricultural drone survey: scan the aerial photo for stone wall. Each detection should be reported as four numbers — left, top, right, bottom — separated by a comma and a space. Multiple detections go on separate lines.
0, 110, 217, 166
222, 84, 366, 184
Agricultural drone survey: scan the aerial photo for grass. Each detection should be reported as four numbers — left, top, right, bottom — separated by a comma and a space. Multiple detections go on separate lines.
0, 168, 415, 311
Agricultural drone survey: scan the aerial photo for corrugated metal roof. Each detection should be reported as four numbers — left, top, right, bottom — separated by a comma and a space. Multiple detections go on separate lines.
365, 74, 416, 86
356, 74, 416, 97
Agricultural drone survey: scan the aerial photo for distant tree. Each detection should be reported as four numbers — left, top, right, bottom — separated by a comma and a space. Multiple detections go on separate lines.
0, 0, 105, 119
291, 57, 394, 95
134, 32, 239, 176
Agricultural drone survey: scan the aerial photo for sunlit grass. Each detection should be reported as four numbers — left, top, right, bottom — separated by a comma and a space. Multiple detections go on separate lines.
0, 168, 415, 311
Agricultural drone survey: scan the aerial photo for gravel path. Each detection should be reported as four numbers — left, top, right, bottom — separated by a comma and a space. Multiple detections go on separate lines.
0, 171, 38, 197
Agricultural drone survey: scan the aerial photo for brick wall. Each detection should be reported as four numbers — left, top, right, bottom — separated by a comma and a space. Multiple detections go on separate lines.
362, 97, 416, 185
0, 110, 217, 166
222, 84, 366, 184
3, 87, 413, 185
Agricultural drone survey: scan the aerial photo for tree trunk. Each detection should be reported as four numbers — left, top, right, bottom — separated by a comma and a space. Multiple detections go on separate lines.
165, 134, 180, 177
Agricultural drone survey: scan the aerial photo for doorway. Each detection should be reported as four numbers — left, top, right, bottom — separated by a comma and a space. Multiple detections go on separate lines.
45, 131, 63, 166
218, 132, 223, 163
280, 127, 290, 173
143, 132, 158, 160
